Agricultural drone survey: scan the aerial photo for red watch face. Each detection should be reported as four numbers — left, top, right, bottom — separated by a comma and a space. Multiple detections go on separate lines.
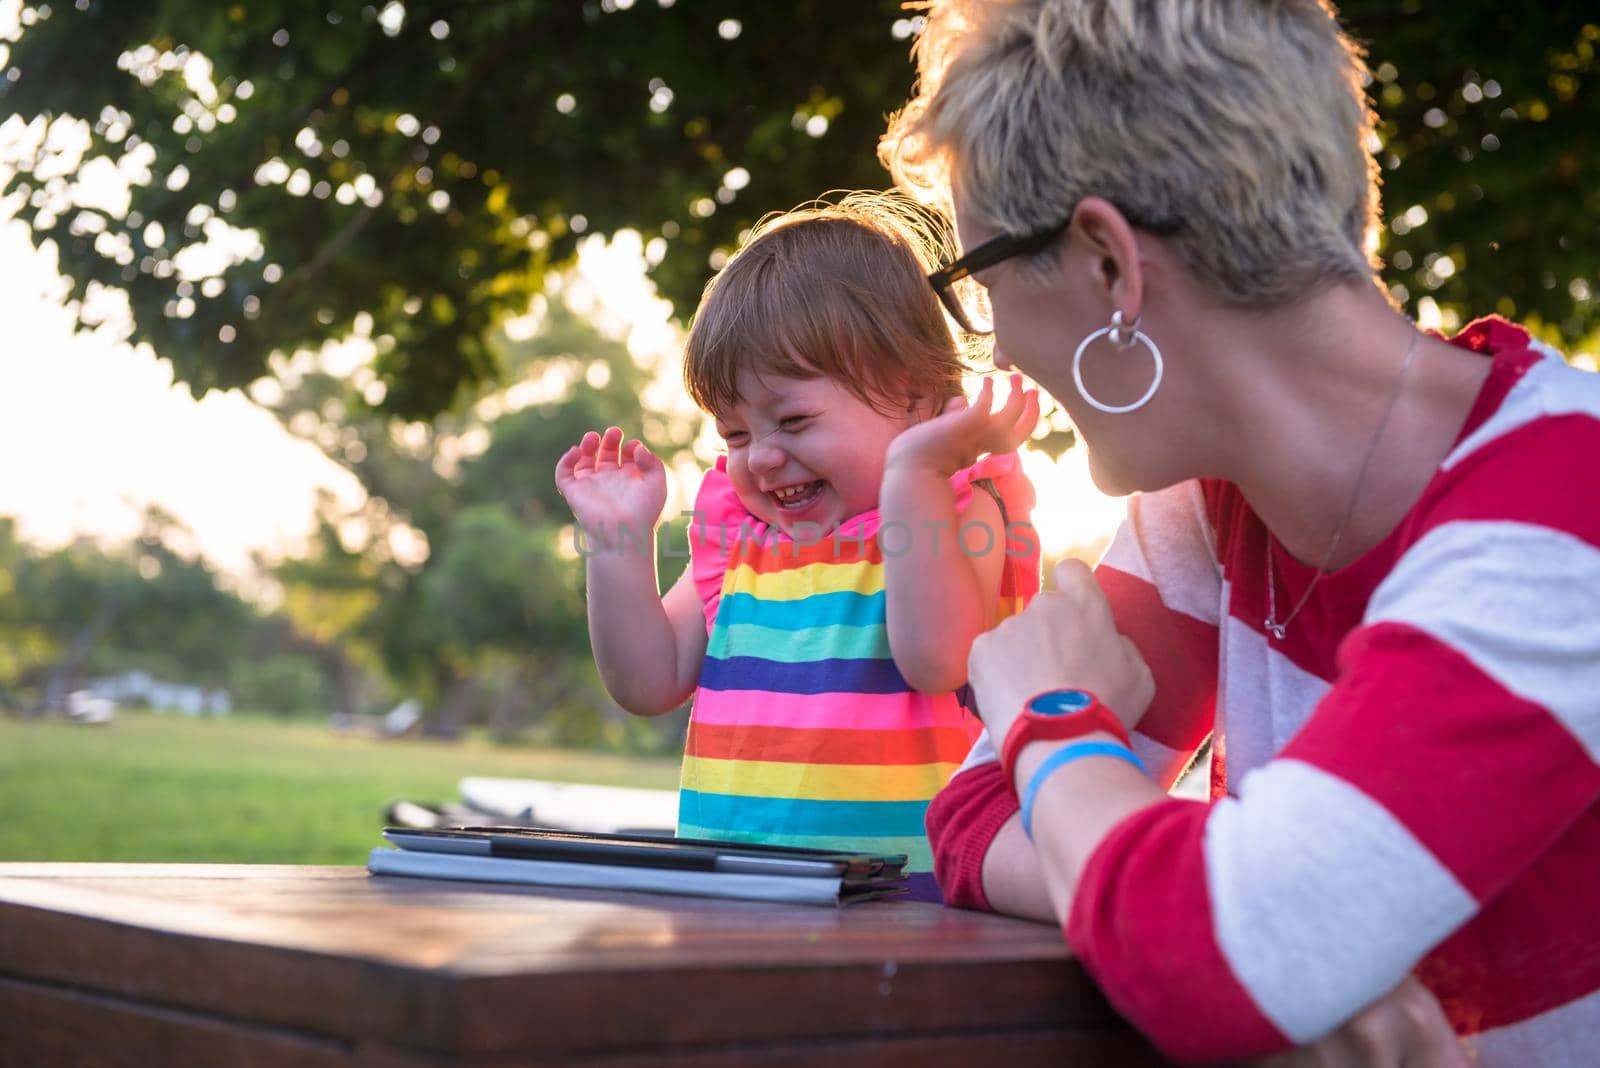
1027, 690, 1095, 717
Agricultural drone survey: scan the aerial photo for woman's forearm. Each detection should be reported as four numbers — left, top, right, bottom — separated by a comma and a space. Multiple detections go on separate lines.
925, 755, 1058, 920
1018, 735, 1166, 922
981, 814, 1060, 924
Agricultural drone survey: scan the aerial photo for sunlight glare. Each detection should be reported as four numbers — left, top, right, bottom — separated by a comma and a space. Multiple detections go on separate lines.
1019, 442, 1125, 560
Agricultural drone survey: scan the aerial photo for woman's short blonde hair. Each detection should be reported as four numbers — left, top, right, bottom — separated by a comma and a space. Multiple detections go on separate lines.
683, 191, 966, 418
881, 0, 1382, 305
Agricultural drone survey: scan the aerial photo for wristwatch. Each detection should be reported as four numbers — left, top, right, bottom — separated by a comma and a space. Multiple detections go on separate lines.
1000, 689, 1131, 787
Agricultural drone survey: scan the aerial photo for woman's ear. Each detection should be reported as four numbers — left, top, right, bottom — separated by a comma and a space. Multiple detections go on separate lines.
1065, 196, 1145, 320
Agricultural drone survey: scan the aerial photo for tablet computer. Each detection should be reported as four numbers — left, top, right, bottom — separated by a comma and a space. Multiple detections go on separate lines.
382, 825, 907, 883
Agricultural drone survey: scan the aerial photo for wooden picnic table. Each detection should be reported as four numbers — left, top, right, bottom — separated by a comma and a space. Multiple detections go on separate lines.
0, 863, 1168, 1066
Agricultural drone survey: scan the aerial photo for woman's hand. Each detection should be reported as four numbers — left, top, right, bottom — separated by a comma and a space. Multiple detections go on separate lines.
968, 558, 1155, 741
554, 427, 668, 549
1255, 977, 1469, 1067
885, 373, 1040, 479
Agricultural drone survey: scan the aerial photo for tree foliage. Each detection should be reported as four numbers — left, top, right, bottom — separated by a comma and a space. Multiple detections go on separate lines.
254, 292, 694, 742
9, 2, 1589, 418
1339, 2, 1600, 341
2, 0, 918, 415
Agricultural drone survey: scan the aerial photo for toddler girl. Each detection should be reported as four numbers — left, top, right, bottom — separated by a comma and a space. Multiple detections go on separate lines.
555, 193, 1039, 899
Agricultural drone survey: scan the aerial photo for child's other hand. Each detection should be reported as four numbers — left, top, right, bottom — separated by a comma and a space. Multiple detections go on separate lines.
554, 427, 669, 539
885, 373, 1040, 478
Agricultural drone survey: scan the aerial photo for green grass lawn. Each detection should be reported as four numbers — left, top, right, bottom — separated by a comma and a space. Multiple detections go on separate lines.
0, 712, 680, 864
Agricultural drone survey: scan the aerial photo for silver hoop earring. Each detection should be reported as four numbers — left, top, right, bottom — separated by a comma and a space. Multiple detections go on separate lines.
1071, 310, 1164, 415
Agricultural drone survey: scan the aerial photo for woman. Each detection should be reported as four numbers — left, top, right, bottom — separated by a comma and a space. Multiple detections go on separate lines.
877, 0, 1600, 1064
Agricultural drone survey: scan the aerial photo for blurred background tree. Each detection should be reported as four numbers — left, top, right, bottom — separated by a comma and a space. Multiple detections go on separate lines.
241, 290, 696, 742
0, 508, 262, 713
2, 1, 1595, 422
0, 294, 695, 746
1340, 1, 1599, 342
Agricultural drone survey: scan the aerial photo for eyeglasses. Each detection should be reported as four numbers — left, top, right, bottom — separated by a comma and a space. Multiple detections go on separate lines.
927, 208, 1183, 336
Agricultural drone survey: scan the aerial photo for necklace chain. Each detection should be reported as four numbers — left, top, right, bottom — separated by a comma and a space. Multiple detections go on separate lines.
1264, 329, 1421, 641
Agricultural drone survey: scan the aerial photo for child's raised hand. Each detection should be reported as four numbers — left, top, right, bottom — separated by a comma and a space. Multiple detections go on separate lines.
885, 373, 1040, 478
554, 427, 669, 538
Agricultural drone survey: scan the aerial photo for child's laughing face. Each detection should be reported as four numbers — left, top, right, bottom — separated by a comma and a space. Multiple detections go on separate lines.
715, 370, 920, 537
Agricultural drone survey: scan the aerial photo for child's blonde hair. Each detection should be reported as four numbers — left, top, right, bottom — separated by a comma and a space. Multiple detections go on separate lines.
683, 191, 966, 418
881, 0, 1382, 305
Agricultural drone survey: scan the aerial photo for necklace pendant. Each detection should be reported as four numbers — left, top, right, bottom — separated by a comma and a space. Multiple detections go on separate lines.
1265, 620, 1287, 640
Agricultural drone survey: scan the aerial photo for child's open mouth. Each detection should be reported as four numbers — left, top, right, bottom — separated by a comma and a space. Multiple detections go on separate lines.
770, 480, 825, 511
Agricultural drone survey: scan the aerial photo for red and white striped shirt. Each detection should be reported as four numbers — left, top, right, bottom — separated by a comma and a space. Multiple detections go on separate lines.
928, 318, 1600, 1064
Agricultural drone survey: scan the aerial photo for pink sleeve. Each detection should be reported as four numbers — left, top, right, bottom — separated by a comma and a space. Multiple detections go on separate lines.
950, 451, 1035, 522
952, 451, 1042, 618
687, 458, 761, 634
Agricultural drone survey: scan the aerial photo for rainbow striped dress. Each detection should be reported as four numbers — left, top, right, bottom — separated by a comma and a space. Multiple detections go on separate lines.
681, 453, 1038, 894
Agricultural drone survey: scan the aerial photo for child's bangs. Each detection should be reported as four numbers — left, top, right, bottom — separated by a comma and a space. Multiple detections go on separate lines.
686, 250, 898, 416
683, 194, 968, 419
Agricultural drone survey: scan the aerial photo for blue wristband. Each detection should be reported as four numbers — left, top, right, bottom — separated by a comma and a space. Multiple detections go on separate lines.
1019, 740, 1146, 841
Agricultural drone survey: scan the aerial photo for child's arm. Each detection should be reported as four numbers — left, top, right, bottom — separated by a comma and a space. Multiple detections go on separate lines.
880, 376, 1040, 693
880, 472, 1008, 692
555, 427, 707, 715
